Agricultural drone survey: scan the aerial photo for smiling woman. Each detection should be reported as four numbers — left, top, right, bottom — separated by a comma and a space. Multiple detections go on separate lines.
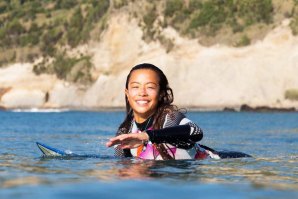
125, 69, 160, 123
106, 63, 207, 160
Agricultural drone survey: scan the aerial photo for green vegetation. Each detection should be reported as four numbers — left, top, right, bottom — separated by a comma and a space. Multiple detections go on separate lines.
235, 35, 251, 47
1, 0, 298, 84
33, 55, 93, 84
285, 89, 298, 101
0, 0, 109, 84
142, 4, 158, 41
163, 0, 274, 40
290, 1, 298, 35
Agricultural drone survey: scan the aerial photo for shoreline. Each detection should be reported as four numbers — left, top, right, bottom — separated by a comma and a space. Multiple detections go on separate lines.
1, 104, 297, 113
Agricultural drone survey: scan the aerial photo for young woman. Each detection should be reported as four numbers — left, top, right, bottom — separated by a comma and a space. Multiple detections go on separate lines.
105, 63, 217, 160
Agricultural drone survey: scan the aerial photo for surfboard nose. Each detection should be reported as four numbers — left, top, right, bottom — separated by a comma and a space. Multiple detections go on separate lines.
36, 142, 65, 156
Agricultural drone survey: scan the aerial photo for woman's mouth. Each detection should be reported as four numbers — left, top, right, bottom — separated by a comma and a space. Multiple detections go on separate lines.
136, 100, 150, 105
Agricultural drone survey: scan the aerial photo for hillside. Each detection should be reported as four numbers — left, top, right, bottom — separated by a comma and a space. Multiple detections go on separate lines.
1, 0, 298, 110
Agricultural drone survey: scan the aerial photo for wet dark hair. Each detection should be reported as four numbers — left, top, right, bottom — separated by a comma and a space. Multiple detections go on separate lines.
118, 63, 177, 159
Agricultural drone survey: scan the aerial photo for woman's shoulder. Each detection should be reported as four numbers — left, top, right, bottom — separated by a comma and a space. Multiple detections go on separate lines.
162, 105, 186, 117
161, 106, 187, 127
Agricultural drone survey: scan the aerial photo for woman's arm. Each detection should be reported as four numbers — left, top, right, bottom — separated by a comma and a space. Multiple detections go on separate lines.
108, 111, 203, 152
145, 112, 203, 149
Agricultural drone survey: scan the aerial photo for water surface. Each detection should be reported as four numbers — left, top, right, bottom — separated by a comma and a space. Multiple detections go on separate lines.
0, 110, 297, 199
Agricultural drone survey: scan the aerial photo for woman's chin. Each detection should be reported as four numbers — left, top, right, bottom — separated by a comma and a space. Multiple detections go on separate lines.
134, 108, 154, 118
135, 109, 150, 116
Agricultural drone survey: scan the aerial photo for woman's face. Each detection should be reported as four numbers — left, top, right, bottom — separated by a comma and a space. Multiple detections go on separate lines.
125, 69, 160, 123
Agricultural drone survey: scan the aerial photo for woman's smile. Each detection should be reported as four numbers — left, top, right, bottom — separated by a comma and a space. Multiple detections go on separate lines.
136, 100, 150, 105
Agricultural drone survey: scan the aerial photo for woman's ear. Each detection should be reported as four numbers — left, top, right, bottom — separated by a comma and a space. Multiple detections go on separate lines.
125, 89, 129, 97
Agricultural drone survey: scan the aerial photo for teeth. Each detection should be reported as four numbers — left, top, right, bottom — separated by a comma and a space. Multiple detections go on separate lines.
137, 100, 148, 105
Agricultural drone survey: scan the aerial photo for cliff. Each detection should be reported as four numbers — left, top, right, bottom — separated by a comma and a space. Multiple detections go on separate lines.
1, 13, 298, 111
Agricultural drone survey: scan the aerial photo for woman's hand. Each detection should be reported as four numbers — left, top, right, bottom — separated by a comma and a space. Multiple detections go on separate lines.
106, 132, 149, 149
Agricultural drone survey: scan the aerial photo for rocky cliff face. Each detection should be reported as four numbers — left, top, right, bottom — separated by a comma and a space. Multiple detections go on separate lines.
1, 13, 298, 110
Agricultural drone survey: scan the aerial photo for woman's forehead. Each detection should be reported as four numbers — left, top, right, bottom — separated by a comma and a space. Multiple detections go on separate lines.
129, 69, 160, 82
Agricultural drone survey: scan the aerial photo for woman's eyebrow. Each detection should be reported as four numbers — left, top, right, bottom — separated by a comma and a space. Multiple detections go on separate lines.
129, 82, 158, 85
146, 82, 158, 84
129, 82, 141, 85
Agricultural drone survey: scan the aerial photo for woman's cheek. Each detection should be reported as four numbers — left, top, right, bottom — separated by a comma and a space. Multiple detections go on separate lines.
128, 89, 138, 96
147, 89, 159, 98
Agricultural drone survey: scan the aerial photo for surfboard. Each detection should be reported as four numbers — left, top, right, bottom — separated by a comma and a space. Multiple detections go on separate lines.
36, 142, 251, 159
36, 142, 67, 156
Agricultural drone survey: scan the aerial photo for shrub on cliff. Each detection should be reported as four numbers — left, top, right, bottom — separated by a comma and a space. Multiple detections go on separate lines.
290, 1, 298, 35
33, 55, 93, 84
285, 89, 298, 101
168, 0, 274, 37
0, 0, 110, 80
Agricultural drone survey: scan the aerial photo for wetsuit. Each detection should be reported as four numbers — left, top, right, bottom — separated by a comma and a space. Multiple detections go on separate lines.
114, 111, 219, 160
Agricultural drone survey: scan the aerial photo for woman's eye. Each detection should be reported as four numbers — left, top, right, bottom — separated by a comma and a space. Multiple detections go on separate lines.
131, 85, 140, 89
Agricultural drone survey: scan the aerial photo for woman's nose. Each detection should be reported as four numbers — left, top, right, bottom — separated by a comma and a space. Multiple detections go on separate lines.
138, 87, 147, 96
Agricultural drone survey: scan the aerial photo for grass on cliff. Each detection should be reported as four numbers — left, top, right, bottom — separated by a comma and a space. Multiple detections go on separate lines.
285, 89, 298, 101
134, 0, 297, 47
162, 0, 274, 46
0, 0, 109, 84
1, 0, 298, 84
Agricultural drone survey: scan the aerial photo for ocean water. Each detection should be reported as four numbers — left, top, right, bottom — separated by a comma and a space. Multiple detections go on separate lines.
0, 110, 297, 199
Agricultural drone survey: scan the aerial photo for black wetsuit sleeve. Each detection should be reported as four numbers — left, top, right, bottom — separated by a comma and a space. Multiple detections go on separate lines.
146, 124, 202, 147
146, 112, 203, 149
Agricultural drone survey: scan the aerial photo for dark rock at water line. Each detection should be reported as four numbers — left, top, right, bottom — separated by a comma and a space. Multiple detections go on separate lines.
240, 104, 296, 112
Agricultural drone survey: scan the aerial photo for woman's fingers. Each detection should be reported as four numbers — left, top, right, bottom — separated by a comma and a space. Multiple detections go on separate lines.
106, 136, 123, 147
105, 140, 117, 147
106, 133, 146, 148
106, 134, 127, 146
106, 135, 129, 147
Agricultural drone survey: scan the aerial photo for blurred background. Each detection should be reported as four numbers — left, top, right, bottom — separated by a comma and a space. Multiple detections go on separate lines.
1, 0, 298, 111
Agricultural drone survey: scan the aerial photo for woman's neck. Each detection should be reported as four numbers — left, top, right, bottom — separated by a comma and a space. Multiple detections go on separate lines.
135, 116, 153, 131
134, 116, 146, 123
